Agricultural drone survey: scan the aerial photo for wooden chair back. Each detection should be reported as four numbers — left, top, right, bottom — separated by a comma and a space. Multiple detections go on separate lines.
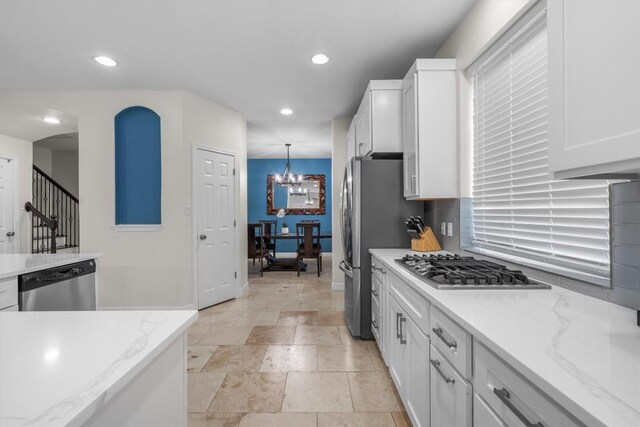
296, 222, 321, 256
247, 223, 264, 257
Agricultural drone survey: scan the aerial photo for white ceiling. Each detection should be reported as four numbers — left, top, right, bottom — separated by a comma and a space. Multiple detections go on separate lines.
0, 104, 78, 142
0, 0, 476, 157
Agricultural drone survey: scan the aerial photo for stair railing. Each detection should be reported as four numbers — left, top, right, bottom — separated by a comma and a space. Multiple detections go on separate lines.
24, 202, 58, 254
30, 165, 79, 253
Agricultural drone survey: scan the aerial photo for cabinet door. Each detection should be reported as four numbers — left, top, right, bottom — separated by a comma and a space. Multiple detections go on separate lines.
473, 395, 506, 427
388, 296, 405, 396
404, 316, 430, 427
355, 94, 372, 157
430, 345, 472, 427
402, 74, 418, 197
347, 119, 356, 161
548, 0, 640, 178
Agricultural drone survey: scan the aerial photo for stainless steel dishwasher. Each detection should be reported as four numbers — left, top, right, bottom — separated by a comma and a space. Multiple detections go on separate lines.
18, 259, 97, 311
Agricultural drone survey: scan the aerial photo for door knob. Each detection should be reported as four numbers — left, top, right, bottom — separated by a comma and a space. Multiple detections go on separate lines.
199, 234, 207, 240
6, 231, 15, 237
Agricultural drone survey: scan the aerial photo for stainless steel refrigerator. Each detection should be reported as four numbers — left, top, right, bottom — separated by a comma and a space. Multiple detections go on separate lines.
340, 157, 423, 339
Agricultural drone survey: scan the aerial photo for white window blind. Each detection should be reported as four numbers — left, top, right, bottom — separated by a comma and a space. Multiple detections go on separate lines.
468, 3, 612, 278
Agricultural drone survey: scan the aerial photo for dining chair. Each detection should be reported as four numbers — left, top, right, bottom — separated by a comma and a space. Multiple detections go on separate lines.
295, 222, 322, 277
247, 223, 269, 276
259, 219, 278, 257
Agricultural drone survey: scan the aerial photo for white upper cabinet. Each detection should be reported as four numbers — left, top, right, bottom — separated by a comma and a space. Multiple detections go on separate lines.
548, 0, 640, 179
402, 59, 458, 199
354, 80, 403, 157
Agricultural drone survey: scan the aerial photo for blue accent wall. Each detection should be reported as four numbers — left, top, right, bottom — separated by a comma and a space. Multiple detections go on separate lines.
115, 106, 162, 225
248, 158, 332, 252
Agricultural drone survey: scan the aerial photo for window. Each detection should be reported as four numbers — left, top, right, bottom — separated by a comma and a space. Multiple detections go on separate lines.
115, 106, 161, 225
467, 2, 612, 283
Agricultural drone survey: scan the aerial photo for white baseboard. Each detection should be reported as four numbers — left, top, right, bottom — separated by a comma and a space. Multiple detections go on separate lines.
99, 303, 196, 311
238, 281, 249, 296
332, 281, 345, 292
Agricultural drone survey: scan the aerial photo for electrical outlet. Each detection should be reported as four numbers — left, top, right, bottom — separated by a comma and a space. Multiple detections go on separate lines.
440, 222, 446, 235
184, 206, 191, 217
447, 222, 454, 237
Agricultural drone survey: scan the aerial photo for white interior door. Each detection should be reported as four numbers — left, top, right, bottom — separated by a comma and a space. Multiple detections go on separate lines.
0, 158, 16, 254
196, 149, 236, 310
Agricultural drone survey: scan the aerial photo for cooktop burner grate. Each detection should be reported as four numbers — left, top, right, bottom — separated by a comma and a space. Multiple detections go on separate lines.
396, 254, 551, 290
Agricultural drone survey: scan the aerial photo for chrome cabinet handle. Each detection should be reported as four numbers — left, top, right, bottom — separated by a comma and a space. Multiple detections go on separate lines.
396, 313, 402, 339
372, 289, 378, 297
372, 320, 378, 330
430, 359, 455, 384
399, 316, 406, 345
493, 388, 544, 427
432, 326, 457, 350
199, 234, 207, 240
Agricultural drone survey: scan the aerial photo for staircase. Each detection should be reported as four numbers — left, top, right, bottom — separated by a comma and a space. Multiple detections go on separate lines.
28, 165, 79, 254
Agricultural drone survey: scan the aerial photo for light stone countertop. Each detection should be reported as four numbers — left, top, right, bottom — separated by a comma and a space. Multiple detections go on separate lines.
370, 248, 640, 427
0, 310, 197, 426
0, 253, 101, 280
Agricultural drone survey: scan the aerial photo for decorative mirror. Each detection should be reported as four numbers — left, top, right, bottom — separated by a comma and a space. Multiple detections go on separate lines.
267, 174, 326, 215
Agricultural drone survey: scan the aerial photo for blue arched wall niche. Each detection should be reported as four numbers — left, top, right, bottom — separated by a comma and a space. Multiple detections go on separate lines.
115, 106, 162, 225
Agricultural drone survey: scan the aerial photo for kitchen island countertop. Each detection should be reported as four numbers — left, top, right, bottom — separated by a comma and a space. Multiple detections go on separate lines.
370, 248, 640, 427
0, 310, 197, 426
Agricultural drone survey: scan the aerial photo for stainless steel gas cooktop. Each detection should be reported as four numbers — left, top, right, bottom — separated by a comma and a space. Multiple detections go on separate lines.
396, 254, 551, 290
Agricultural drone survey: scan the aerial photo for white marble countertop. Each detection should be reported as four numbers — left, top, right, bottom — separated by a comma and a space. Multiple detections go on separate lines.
0, 253, 101, 280
370, 248, 640, 427
0, 310, 197, 426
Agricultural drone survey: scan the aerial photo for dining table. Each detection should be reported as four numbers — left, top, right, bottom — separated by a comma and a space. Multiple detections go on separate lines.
262, 232, 332, 272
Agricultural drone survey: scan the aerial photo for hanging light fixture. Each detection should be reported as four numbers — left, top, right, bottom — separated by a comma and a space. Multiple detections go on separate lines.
275, 143, 303, 187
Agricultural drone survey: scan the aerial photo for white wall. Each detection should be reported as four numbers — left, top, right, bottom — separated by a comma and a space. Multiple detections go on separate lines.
435, 0, 535, 197
331, 117, 349, 290
0, 134, 32, 253
182, 91, 249, 293
33, 146, 52, 175
51, 150, 79, 197
0, 90, 247, 309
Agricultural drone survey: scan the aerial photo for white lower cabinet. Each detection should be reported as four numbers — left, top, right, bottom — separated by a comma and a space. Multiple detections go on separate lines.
473, 395, 506, 427
388, 295, 406, 393
430, 345, 472, 427
388, 293, 430, 427
404, 315, 430, 427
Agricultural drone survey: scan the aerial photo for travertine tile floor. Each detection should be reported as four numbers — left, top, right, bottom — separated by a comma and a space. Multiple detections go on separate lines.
187, 255, 412, 427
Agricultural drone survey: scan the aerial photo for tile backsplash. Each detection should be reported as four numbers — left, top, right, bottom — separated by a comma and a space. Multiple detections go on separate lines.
608, 181, 640, 312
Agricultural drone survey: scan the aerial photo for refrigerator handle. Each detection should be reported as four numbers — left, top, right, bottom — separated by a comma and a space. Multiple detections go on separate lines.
339, 260, 353, 278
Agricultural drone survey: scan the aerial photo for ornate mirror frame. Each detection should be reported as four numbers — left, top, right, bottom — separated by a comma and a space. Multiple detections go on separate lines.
267, 174, 326, 215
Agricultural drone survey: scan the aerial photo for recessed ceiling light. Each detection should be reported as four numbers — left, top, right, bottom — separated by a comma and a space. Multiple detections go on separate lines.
43, 117, 61, 124
280, 108, 293, 115
311, 53, 330, 65
93, 56, 117, 67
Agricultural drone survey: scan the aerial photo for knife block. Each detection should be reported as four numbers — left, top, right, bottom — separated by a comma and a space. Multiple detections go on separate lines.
410, 227, 442, 252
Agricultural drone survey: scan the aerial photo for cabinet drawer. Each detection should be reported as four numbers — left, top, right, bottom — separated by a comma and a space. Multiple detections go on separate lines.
371, 275, 382, 300
430, 345, 472, 427
0, 276, 18, 310
474, 342, 581, 427
371, 295, 381, 343
430, 306, 472, 379
388, 270, 429, 334
473, 394, 506, 427
371, 256, 384, 283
